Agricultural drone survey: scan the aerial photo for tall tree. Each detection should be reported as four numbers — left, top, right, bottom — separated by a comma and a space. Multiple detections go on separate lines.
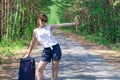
0, 0, 4, 41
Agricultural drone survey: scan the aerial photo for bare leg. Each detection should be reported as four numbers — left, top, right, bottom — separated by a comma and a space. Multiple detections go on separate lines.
36, 61, 48, 80
52, 61, 59, 80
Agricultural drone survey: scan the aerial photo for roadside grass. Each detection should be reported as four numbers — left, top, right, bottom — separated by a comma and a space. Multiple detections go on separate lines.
0, 38, 29, 64
60, 27, 120, 51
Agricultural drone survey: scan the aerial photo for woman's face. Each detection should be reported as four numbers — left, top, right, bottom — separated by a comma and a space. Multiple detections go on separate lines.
39, 18, 47, 28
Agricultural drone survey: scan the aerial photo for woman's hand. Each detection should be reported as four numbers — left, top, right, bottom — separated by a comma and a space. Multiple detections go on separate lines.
74, 21, 79, 32
75, 21, 79, 26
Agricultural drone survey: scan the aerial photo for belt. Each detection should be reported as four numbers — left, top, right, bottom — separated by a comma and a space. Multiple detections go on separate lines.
44, 43, 58, 50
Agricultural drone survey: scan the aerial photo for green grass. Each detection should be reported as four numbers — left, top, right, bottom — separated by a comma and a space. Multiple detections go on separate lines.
60, 27, 120, 51
80, 34, 120, 51
0, 38, 29, 64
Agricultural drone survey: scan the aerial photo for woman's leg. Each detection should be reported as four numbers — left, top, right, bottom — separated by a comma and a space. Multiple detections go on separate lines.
52, 61, 59, 80
36, 61, 48, 80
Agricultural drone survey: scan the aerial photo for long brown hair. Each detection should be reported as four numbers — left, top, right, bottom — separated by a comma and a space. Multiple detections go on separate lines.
37, 14, 48, 27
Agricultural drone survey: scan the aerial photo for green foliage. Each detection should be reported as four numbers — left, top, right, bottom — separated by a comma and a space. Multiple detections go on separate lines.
0, 47, 13, 64
1, 0, 120, 56
0, 48, 13, 56
48, 5, 60, 24
0, 37, 28, 49
57, 0, 120, 50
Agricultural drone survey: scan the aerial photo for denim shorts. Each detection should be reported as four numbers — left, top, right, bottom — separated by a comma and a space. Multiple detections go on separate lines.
40, 44, 62, 62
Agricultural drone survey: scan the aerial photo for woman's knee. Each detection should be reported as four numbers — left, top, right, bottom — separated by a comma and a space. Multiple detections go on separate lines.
36, 61, 48, 72
52, 61, 59, 71
36, 66, 44, 73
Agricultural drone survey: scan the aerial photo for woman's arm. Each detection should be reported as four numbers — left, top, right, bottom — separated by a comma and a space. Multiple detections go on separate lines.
51, 22, 78, 29
24, 32, 37, 57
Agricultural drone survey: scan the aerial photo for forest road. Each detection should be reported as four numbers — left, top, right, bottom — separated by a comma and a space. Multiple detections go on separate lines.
2, 29, 120, 80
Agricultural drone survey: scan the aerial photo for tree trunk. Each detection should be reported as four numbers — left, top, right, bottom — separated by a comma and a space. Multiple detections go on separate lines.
6, 0, 10, 38
0, 0, 4, 41
12, 0, 19, 40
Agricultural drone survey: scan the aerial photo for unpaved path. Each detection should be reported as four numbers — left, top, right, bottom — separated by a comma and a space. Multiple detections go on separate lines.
0, 29, 120, 80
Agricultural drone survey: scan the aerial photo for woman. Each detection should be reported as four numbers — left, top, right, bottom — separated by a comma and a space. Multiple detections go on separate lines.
24, 14, 79, 80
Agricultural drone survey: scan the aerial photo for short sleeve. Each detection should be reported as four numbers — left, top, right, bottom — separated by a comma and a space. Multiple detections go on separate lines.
46, 24, 52, 30
33, 28, 37, 38
33, 28, 37, 33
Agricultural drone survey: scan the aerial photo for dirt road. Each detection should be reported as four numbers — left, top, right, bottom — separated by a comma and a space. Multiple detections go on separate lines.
0, 29, 120, 80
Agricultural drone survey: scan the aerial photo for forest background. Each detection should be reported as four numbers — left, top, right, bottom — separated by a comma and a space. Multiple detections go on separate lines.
0, 0, 120, 63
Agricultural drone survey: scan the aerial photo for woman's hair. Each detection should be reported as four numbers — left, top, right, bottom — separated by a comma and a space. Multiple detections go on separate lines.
37, 14, 48, 27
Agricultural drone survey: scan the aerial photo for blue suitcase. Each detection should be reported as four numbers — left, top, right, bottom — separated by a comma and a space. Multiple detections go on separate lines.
18, 56, 35, 80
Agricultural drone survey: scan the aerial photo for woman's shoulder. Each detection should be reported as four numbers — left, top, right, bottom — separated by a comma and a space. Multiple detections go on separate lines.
33, 28, 39, 32
46, 24, 52, 29
46, 24, 51, 27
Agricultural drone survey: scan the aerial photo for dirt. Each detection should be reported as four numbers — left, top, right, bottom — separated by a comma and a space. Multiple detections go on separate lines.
0, 48, 38, 80
62, 31, 120, 70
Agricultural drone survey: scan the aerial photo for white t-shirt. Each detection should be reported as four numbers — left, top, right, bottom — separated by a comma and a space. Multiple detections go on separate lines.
33, 25, 58, 48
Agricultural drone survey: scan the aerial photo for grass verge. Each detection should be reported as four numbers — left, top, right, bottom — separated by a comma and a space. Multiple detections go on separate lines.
60, 27, 120, 51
